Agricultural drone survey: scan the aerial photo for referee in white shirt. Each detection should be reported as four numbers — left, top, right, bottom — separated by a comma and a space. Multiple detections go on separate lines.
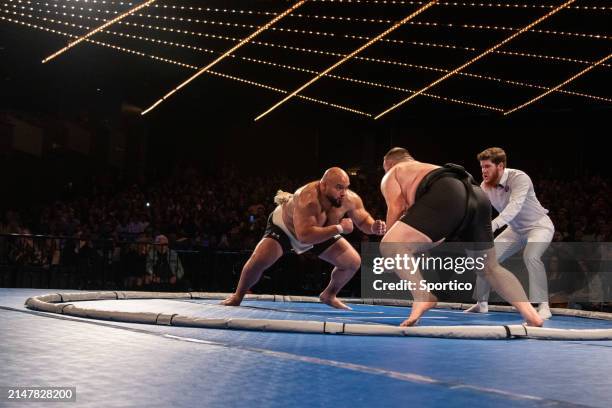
466, 147, 555, 319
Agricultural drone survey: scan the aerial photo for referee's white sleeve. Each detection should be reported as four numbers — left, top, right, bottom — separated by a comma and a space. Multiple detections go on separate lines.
492, 173, 531, 229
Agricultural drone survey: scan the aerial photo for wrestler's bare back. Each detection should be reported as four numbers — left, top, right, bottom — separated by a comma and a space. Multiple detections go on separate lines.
381, 161, 439, 210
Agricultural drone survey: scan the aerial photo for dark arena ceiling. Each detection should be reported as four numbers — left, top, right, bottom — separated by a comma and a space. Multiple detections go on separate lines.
0, 0, 610, 122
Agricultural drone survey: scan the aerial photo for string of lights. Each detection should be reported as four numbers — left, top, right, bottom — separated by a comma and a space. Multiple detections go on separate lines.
141, 0, 308, 115
58, 0, 612, 40
312, 0, 610, 11
0, 10, 372, 117
2, 1, 608, 117
63, 3, 612, 69
41, 0, 155, 63
0, 5, 507, 112
505, 52, 612, 115
15, 0, 612, 69
7, 1, 608, 106
373, 0, 584, 119
254, 0, 439, 121
60, 0, 612, 12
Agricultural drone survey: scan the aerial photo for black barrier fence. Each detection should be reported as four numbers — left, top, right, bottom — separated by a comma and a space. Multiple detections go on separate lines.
0, 233, 361, 297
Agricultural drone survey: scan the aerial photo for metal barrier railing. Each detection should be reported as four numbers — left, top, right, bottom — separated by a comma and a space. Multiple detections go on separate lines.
0, 233, 361, 297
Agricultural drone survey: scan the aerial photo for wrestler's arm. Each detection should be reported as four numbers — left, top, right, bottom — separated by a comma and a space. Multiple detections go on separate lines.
293, 190, 343, 245
381, 171, 405, 227
346, 192, 386, 235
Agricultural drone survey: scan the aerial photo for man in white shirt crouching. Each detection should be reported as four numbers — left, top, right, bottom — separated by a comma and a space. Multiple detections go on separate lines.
466, 147, 555, 319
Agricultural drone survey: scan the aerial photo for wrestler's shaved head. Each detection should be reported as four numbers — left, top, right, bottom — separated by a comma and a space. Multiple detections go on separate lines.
320, 167, 350, 208
383, 147, 414, 172
321, 167, 349, 185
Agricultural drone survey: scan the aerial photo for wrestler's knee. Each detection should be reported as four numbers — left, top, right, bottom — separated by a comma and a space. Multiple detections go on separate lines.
379, 233, 402, 258
339, 251, 361, 272
244, 253, 276, 272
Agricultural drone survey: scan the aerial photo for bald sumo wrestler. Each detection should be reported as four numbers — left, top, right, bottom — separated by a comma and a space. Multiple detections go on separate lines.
222, 168, 386, 310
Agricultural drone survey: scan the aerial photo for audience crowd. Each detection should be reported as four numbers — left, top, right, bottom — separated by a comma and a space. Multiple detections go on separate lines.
3, 169, 609, 248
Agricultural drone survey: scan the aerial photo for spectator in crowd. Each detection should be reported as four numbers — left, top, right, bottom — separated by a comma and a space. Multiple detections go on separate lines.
10, 228, 43, 266
146, 234, 184, 289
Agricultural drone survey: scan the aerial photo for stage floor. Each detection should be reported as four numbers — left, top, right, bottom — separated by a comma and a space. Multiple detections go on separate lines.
2, 288, 611, 408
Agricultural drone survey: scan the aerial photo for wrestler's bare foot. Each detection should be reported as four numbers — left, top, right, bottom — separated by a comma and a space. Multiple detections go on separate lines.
221, 293, 244, 306
400, 317, 421, 327
518, 304, 545, 327
400, 301, 437, 327
319, 293, 352, 310
524, 313, 544, 327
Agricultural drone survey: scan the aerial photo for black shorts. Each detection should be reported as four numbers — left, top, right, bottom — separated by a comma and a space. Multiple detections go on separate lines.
400, 166, 494, 249
263, 212, 342, 256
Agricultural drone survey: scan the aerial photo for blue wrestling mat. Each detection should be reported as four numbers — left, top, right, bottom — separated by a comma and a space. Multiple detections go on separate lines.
2, 288, 612, 408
